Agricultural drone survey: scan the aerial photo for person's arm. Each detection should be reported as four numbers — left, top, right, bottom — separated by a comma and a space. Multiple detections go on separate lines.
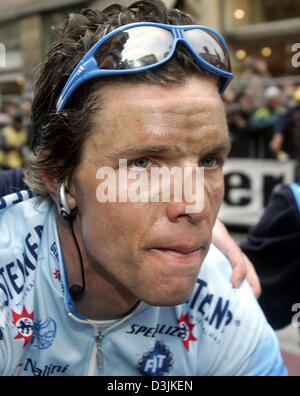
241, 184, 300, 330
212, 219, 261, 298
269, 110, 292, 154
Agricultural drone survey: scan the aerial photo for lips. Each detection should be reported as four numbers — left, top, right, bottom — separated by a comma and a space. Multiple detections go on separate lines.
150, 244, 204, 256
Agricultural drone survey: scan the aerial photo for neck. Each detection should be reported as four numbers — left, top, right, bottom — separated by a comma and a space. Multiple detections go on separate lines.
56, 212, 139, 320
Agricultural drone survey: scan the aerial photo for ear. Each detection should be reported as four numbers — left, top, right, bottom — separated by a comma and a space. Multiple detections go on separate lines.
37, 153, 77, 211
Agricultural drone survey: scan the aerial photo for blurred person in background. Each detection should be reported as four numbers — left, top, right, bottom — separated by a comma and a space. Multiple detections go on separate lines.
242, 57, 271, 108
20, 99, 34, 162
224, 89, 253, 158
282, 83, 298, 108
20, 99, 33, 146
250, 86, 286, 158
270, 86, 300, 180
0, 102, 16, 129
0, 112, 28, 170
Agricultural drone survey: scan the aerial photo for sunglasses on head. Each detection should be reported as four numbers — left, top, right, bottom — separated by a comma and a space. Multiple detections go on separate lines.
56, 22, 234, 111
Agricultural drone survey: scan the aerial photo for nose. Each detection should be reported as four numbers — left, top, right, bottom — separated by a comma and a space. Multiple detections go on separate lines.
166, 196, 209, 224
166, 166, 210, 224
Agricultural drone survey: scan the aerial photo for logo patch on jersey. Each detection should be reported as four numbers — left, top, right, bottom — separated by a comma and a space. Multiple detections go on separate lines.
50, 242, 59, 264
14, 359, 70, 377
53, 269, 61, 282
177, 313, 198, 351
12, 306, 34, 348
30, 317, 57, 350
137, 341, 173, 376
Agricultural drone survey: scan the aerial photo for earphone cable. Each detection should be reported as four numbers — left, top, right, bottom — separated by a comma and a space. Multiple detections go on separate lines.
68, 219, 86, 294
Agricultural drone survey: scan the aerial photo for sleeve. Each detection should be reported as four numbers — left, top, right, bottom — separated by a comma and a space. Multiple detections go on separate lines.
241, 185, 300, 330
0, 169, 28, 198
215, 280, 288, 376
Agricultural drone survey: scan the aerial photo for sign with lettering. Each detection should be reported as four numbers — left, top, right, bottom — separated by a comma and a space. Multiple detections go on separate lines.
219, 159, 296, 226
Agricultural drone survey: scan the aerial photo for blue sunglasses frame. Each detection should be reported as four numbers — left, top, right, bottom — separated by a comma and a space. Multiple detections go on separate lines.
56, 22, 234, 112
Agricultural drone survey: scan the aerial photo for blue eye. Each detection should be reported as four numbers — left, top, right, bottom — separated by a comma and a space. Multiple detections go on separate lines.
202, 157, 217, 168
132, 158, 150, 168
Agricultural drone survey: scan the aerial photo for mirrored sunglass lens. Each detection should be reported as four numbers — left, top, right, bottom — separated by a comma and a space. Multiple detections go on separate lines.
95, 26, 173, 70
184, 29, 230, 71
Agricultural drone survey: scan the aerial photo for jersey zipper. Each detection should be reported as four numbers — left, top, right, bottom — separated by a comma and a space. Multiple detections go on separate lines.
95, 332, 104, 370
68, 301, 144, 375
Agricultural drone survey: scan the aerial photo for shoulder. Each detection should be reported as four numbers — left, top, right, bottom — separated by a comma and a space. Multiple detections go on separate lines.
0, 194, 53, 375
289, 183, 300, 214
0, 189, 37, 221
0, 191, 51, 266
273, 183, 299, 204
243, 183, 300, 243
0, 192, 50, 259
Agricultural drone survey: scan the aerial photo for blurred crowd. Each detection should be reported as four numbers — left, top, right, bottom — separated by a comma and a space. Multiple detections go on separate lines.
0, 99, 33, 171
224, 56, 300, 180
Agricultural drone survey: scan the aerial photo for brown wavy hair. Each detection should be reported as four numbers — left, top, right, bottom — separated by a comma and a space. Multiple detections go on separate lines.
25, 0, 226, 198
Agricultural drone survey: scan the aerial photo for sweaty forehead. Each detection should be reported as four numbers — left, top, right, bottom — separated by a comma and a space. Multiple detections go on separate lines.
108, 100, 223, 134
99, 75, 220, 106
94, 77, 225, 133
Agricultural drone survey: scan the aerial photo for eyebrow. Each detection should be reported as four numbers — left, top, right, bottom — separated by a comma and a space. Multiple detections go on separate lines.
109, 145, 171, 159
109, 140, 232, 159
205, 141, 232, 155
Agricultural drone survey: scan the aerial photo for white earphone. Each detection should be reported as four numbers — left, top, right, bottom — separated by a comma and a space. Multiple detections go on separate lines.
56, 181, 72, 221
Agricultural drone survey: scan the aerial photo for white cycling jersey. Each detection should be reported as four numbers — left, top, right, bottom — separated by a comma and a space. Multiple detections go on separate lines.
0, 191, 287, 376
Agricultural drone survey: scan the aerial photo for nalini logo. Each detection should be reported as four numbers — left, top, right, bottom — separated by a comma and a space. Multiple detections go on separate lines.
0, 43, 6, 68
137, 341, 173, 376
16, 358, 69, 377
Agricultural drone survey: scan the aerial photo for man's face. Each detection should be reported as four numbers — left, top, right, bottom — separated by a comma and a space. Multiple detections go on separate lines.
72, 76, 230, 307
